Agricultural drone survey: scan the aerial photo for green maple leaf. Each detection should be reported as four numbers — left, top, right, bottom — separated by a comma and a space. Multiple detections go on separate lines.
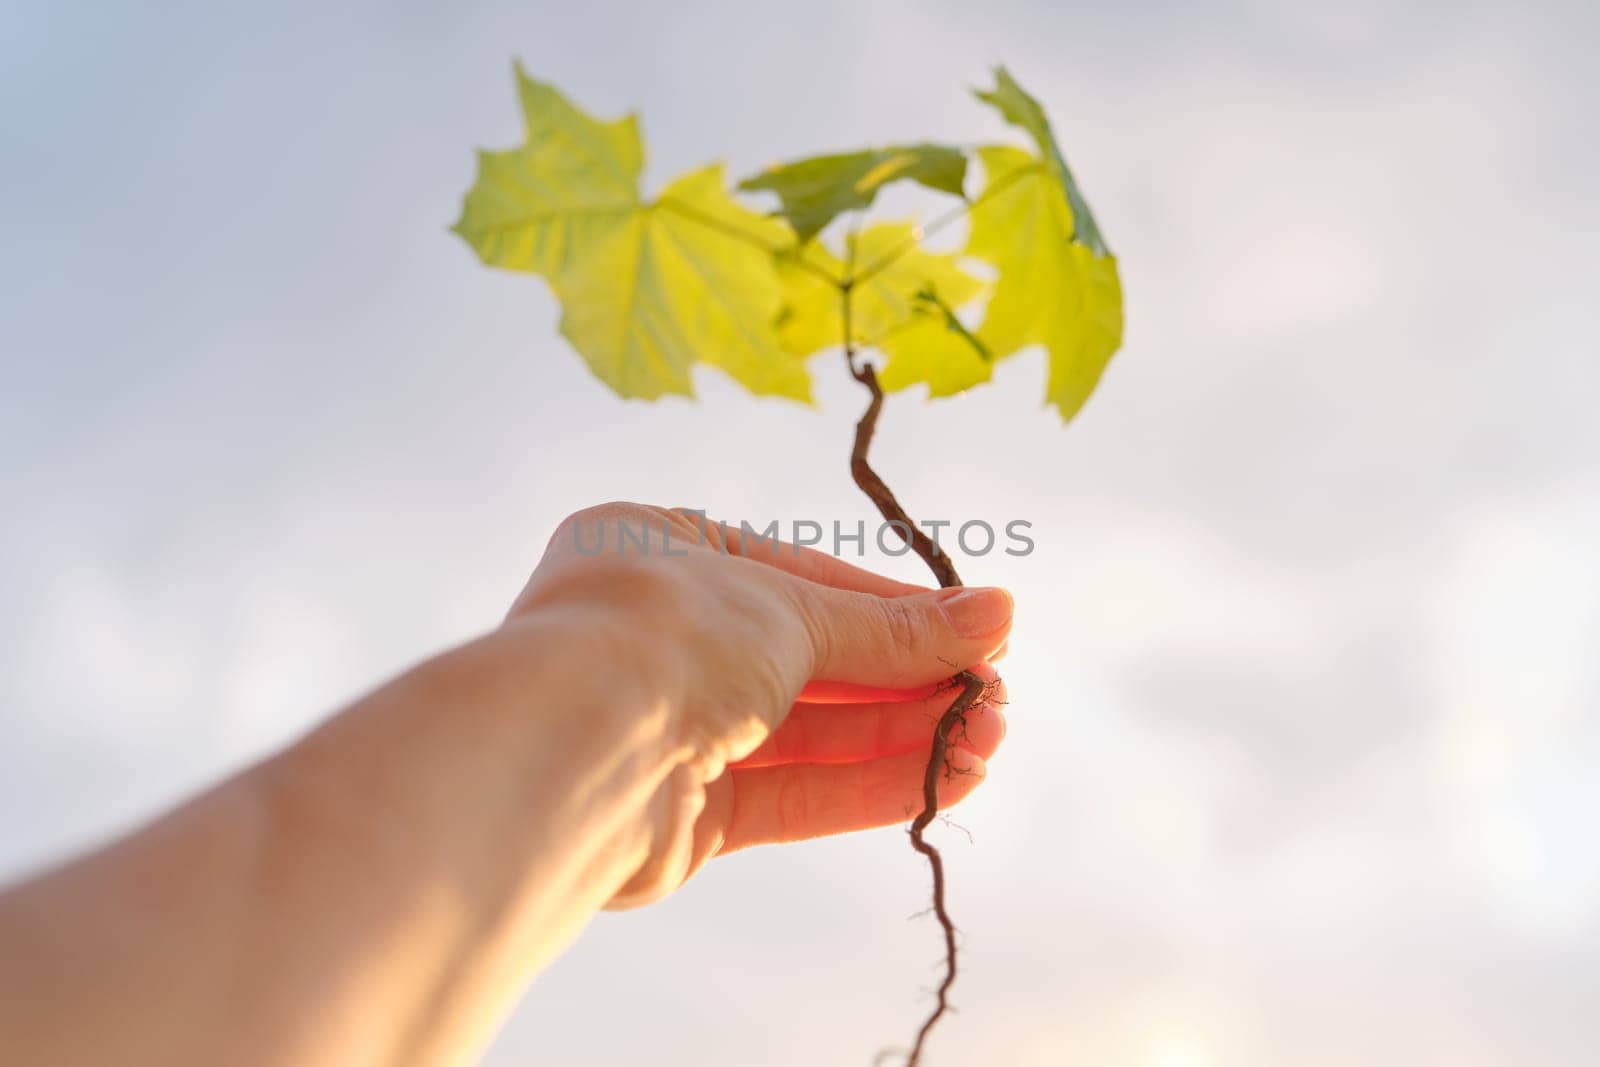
974, 66, 1109, 256
452, 65, 1124, 419
774, 222, 981, 356
453, 64, 809, 402
877, 287, 994, 399
957, 69, 1124, 421
739, 145, 967, 244
555, 165, 810, 401
451, 62, 642, 280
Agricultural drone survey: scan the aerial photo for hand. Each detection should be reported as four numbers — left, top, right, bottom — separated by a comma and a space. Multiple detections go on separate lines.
508, 503, 1013, 908
0, 501, 1014, 1066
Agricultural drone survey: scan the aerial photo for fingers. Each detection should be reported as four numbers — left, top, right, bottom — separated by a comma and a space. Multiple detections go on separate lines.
797, 655, 1005, 704
797, 678, 945, 704
791, 582, 1013, 689
669, 508, 932, 598
737, 663, 1006, 768
720, 747, 987, 851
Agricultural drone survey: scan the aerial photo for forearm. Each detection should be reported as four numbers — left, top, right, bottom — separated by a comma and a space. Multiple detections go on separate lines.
0, 609, 689, 1066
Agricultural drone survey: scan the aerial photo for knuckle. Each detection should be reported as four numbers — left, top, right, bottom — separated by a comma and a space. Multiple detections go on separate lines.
564, 499, 645, 529
549, 501, 641, 554
882, 598, 927, 660
667, 505, 708, 527
667, 506, 722, 551
776, 768, 808, 839
787, 583, 832, 678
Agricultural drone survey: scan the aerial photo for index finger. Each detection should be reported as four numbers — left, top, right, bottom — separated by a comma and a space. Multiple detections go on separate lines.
670, 507, 934, 598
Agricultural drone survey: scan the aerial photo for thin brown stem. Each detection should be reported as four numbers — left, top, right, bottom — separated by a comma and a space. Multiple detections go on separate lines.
846, 358, 962, 588
842, 286, 985, 1066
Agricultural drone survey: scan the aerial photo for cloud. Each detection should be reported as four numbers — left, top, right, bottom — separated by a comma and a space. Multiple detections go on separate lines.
2, 0, 1597, 1063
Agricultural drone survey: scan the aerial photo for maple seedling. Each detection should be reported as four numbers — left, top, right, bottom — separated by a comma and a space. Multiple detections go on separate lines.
453, 62, 1124, 1065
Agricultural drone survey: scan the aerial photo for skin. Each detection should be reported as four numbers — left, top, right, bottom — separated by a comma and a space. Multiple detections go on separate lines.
0, 503, 1012, 1067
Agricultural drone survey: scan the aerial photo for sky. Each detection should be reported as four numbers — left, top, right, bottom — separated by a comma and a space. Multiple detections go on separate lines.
3, 1, 1599, 1063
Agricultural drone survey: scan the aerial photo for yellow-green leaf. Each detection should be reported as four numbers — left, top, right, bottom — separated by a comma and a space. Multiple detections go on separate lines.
453, 66, 1126, 416
514, 65, 643, 194
975, 66, 1109, 255
739, 145, 967, 243
453, 67, 810, 403
452, 63, 643, 279
555, 165, 811, 402
965, 145, 1123, 421
773, 222, 982, 357
878, 308, 996, 398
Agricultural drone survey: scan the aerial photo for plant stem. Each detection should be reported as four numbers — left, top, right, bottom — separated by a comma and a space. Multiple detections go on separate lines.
846, 359, 963, 588
841, 283, 988, 1066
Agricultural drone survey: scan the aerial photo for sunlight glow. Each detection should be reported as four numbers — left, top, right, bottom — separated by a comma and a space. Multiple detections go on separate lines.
1145, 1030, 1215, 1067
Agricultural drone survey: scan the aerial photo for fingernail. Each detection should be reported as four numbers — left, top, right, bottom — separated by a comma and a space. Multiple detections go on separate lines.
937, 586, 1014, 638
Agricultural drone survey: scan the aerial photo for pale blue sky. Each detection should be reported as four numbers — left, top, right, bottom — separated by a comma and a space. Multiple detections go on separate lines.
3, 2, 1599, 1063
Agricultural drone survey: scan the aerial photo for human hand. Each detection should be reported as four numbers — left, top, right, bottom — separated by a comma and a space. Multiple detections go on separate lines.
508, 503, 1012, 908
0, 501, 1010, 1067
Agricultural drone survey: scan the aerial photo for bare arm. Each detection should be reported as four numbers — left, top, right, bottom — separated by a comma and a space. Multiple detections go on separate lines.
0, 504, 1012, 1066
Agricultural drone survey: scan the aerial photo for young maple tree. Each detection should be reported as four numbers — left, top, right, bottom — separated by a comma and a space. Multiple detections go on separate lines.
453, 63, 1124, 1064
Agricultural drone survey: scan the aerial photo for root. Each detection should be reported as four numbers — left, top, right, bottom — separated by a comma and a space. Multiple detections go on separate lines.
903, 670, 985, 1065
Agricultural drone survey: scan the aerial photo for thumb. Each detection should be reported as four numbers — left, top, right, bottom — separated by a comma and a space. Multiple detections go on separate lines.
793, 583, 1014, 689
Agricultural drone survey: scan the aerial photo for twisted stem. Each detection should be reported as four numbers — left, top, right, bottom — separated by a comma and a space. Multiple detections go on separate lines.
842, 271, 985, 1065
